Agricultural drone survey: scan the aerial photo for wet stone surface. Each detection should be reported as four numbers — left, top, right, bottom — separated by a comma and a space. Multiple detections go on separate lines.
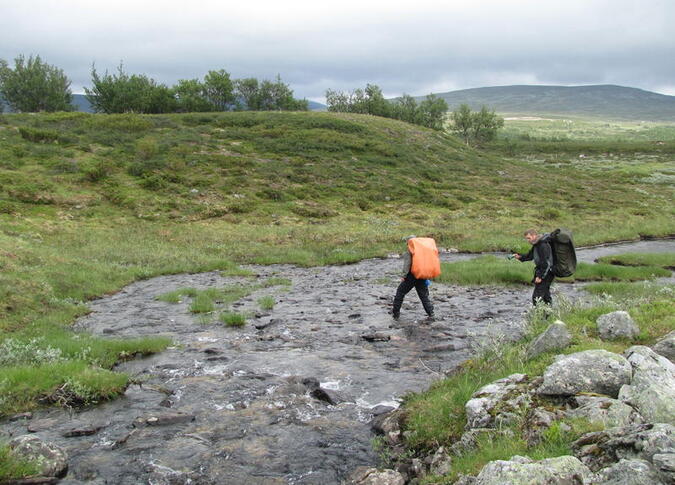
2, 241, 672, 484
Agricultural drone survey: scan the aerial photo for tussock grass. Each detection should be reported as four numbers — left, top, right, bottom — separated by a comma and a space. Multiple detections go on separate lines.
437, 257, 670, 286
0, 444, 40, 482
0, 332, 168, 417
258, 296, 275, 311
219, 312, 247, 327
157, 285, 257, 314
189, 293, 215, 313
0, 361, 128, 415
597, 252, 675, 269
570, 262, 671, 281
262, 277, 292, 287
156, 287, 198, 303
585, 281, 675, 300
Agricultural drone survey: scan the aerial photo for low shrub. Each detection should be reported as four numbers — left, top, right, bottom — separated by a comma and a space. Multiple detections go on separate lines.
84, 113, 152, 133
135, 136, 160, 160
18, 126, 59, 143
291, 201, 338, 219
140, 174, 168, 191
82, 160, 112, 182
7, 182, 57, 204
0, 338, 64, 367
50, 158, 80, 174
127, 158, 167, 177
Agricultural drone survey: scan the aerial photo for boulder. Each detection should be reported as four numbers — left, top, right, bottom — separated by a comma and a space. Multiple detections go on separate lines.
538, 350, 632, 397
454, 475, 477, 485
133, 412, 196, 427
567, 396, 644, 428
310, 387, 344, 405
652, 452, 675, 484
596, 311, 639, 341
9, 435, 68, 479
345, 466, 405, 485
618, 346, 675, 425
523, 407, 566, 447
429, 446, 452, 476
450, 428, 494, 456
652, 330, 675, 363
370, 405, 396, 416
572, 423, 675, 472
370, 409, 404, 446
526, 320, 572, 359
591, 458, 665, 485
465, 374, 530, 429
473, 455, 592, 485
408, 458, 425, 478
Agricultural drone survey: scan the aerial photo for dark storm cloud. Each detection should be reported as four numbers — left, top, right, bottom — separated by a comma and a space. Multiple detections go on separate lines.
1, 0, 674, 101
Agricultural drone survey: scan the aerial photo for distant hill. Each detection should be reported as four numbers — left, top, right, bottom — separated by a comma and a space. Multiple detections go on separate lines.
417, 85, 675, 121
72, 94, 91, 112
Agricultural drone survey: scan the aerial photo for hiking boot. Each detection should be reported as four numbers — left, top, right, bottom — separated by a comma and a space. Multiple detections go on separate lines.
392, 312, 400, 320
424, 314, 435, 323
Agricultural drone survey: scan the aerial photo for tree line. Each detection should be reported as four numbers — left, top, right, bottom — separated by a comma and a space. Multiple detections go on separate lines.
0, 55, 308, 114
325, 84, 448, 130
0, 54, 505, 144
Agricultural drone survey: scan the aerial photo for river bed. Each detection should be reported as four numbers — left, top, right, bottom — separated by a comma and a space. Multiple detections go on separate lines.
2, 239, 673, 484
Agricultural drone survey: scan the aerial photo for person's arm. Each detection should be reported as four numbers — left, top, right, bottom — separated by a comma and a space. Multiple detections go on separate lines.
401, 251, 411, 278
516, 247, 534, 262
534, 242, 553, 279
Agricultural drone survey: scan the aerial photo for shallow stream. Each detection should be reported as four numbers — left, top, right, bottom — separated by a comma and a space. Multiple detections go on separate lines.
2, 239, 673, 484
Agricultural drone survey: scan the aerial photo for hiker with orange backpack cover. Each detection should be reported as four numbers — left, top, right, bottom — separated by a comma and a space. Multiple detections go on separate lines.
392, 236, 440, 321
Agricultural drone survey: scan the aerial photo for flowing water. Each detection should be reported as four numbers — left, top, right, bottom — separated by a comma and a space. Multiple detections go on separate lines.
2, 240, 673, 484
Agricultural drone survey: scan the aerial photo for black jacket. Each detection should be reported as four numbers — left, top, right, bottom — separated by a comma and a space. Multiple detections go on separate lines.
519, 238, 553, 279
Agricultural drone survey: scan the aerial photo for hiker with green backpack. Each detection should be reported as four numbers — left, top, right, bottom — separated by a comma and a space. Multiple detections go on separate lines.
512, 228, 577, 306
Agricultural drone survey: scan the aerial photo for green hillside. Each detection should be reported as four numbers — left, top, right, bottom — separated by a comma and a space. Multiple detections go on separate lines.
1, 109, 673, 330
0, 109, 673, 419
420, 84, 675, 121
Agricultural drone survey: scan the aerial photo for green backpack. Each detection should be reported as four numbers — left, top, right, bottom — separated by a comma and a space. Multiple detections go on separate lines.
544, 228, 577, 277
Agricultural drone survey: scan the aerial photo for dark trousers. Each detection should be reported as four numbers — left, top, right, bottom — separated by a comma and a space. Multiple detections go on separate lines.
393, 273, 434, 316
532, 273, 555, 306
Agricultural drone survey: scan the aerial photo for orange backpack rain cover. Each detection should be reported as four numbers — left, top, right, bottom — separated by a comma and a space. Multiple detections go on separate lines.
407, 237, 441, 279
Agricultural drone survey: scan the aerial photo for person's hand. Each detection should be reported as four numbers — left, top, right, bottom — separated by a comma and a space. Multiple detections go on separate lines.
535, 276, 542, 284
513, 253, 521, 260
400, 277, 405, 282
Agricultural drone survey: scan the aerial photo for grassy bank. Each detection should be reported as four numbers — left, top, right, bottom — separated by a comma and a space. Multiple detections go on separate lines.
0, 110, 673, 420
437, 256, 671, 286
596, 252, 675, 269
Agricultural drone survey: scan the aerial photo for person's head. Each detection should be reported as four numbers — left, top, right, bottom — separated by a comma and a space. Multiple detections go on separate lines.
404, 235, 416, 242
523, 229, 539, 245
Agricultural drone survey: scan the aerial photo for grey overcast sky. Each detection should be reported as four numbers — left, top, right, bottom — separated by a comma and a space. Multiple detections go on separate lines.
1, 0, 674, 102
